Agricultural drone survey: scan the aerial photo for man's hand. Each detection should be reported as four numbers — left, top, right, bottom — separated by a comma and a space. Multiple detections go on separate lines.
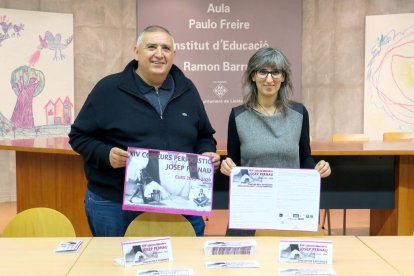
109, 147, 129, 168
202, 152, 221, 172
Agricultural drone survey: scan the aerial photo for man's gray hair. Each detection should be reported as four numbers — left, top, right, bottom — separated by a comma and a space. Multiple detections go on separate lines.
136, 25, 175, 49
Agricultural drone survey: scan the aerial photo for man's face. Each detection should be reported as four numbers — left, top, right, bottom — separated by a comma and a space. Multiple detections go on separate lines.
135, 31, 176, 85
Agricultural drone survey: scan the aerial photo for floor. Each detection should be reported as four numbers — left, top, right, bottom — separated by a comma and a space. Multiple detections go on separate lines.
0, 201, 369, 236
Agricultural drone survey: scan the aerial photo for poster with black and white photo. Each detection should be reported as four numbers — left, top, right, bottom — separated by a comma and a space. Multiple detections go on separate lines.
122, 147, 214, 216
229, 166, 320, 231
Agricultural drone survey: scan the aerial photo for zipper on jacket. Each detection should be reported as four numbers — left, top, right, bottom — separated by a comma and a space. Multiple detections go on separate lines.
155, 88, 163, 119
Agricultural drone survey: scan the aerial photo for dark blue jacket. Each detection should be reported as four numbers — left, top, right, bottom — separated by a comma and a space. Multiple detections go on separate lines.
69, 60, 216, 202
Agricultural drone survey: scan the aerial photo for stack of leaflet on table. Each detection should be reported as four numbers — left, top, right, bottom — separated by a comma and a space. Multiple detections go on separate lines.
204, 239, 256, 255
54, 240, 83, 253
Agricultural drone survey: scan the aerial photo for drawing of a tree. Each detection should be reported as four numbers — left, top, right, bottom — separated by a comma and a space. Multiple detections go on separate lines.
10, 65, 45, 128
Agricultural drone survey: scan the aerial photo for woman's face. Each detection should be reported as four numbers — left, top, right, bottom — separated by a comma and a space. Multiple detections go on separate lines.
252, 66, 284, 99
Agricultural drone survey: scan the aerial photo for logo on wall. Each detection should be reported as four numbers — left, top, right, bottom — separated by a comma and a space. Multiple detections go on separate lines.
213, 81, 228, 98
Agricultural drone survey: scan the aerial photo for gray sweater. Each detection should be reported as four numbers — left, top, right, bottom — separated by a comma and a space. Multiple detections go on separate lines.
227, 102, 315, 169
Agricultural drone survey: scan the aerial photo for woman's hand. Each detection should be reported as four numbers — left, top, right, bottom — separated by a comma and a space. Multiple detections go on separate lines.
315, 160, 331, 178
220, 157, 236, 176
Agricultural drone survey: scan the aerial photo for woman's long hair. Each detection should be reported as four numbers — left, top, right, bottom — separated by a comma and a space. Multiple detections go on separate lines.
242, 47, 293, 116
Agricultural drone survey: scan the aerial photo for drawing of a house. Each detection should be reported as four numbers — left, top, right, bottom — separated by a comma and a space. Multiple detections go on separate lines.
44, 96, 73, 125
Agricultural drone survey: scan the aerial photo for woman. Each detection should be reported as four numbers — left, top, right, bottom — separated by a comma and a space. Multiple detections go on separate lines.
220, 47, 331, 236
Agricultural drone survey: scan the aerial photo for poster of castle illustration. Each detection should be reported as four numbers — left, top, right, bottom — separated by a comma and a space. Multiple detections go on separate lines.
364, 13, 414, 139
0, 8, 74, 139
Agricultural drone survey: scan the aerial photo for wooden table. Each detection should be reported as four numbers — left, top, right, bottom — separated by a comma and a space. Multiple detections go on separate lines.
358, 236, 414, 276
1, 138, 414, 236
312, 141, 414, 236
0, 137, 90, 236
0, 237, 91, 276
67, 236, 400, 275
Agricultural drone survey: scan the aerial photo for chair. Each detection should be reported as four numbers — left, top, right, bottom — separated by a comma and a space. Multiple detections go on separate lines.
332, 133, 369, 142
255, 226, 325, 237
124, 212, 196, 237
383, 132, 414, 141
2, 207, 76, 237
321, 133, 370, 235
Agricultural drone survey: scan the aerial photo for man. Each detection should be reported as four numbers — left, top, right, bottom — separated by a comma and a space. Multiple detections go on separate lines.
194, 188, 209, 207
69, 25, 220, 236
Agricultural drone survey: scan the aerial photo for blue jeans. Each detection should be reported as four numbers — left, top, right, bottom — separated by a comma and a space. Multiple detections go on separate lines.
85, 188, 205, 236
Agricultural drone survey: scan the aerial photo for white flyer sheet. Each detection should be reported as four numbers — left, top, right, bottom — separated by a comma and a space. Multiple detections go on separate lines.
205, 260, 260, 269
123, 147, 214, 216
137, 268, 194, 276
121, 237, 173, 267
229, 167, 320, 231
279, 267, 336, 275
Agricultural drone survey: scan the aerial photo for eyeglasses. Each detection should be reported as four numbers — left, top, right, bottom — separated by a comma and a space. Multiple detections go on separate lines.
256, 69, 283, 80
